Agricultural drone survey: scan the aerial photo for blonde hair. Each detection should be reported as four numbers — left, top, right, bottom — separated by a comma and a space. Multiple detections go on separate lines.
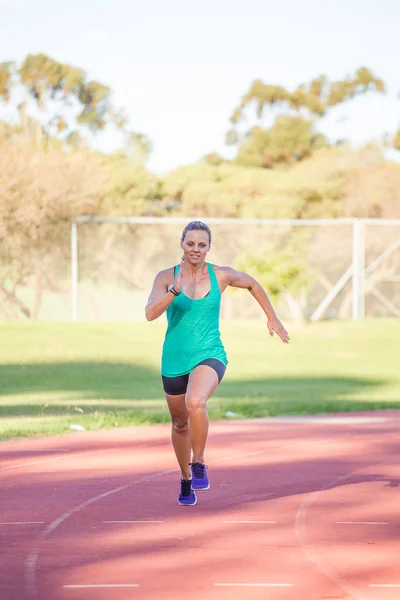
181, 220, 211, 243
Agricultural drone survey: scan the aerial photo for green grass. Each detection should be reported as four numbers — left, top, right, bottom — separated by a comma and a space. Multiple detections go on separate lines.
0, 319, 399, 439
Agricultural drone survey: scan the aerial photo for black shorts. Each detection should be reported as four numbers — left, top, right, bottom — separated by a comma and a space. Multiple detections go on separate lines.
162, 358, 226, 396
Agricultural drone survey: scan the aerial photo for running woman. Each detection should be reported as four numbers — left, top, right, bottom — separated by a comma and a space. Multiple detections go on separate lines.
145, 221, 289, 506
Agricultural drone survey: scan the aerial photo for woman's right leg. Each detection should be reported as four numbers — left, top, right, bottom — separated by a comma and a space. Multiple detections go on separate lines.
165, 393, 191, 480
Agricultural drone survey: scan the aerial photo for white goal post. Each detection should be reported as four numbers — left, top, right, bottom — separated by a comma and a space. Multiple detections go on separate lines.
70, 217, 400, 322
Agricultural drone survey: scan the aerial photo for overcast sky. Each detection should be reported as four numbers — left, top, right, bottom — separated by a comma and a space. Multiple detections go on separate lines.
1, 0, 399, 172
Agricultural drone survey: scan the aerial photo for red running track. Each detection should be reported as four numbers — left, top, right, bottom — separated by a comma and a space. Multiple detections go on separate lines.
1, 411, 400, 600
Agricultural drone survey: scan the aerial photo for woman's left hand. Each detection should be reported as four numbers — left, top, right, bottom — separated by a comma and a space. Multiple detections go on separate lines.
267, 318, 290, 344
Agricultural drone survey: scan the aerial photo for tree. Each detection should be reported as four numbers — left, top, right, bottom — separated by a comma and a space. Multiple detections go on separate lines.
0, 55, 157, 319
201, 152, 226, 166
234, 237, 314, 322
229, 67, 385, 168
123, 131, 153, 166
0, 54, 140, 150
0, 126, 106, 319
231, 67, 385, 125
100, 150, 159, 216
235, 115, 327, 168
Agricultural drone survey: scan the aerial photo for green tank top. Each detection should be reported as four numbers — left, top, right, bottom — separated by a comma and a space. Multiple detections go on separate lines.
161, 263, 228, 377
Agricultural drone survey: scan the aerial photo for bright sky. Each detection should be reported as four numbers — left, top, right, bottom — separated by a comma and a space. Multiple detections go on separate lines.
1, 0, 399, 172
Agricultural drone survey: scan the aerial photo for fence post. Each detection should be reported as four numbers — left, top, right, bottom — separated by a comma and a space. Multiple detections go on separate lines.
71, 221, 79, 322
352, 219, 365, 320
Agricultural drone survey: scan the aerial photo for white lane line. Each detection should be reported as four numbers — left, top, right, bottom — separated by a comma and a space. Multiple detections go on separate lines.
337, 521, 389, 525
64, 584, 139, 588
295, 471, 373, 600
370, 584, 400, 588
294, 451, 400, 600
221, 520, 277, 524
0, 522, 45, 525
24, 468, 177, 598
103, 520, 164, 523
214, 583, 293, 587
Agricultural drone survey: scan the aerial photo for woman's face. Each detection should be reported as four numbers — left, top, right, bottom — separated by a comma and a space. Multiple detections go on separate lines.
181, 230, 210, 265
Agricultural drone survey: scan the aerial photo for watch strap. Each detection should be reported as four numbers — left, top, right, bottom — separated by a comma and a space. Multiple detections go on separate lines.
168, 284, 180, 296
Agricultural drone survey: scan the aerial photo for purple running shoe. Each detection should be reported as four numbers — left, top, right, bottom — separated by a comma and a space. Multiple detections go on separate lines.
178, 479, 197, 506
190, 462, 210, 490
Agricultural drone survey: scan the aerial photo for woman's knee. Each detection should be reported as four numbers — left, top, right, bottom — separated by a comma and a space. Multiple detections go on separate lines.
172, 419, 189, 434
185, 393, 207, 414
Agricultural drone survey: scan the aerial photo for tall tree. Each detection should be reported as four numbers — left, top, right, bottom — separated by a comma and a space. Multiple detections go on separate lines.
228, 67, 386, 168
0, 125, 106, 319
231, 67, 385, 125
235, 116, 327, 168
0, 53, 138, 149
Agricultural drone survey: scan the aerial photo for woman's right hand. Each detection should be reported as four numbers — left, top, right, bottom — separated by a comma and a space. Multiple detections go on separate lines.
173, 260, 184, 293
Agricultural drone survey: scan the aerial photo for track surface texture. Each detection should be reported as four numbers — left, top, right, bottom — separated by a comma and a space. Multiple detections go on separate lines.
1, 411, 400, 600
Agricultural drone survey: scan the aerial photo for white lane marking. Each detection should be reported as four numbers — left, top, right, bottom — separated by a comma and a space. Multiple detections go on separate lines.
295, 468, 391, 600
221, 520, 277, 524
337, 521, 389, 525
24, 468, 177, 598
64, 584, 139, 588
103, 520, 164, 523
214, 583, 293, 587
369, 584, 400, 588
18, 440, 267, 596
0, 522, 45, 525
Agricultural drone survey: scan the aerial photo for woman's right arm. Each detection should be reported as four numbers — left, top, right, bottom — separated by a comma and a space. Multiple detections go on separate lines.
145, 265, 184, 321
145, 270, 174, 321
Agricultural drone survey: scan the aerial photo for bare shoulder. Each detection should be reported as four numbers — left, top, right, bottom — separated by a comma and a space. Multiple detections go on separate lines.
212, 264, 254, 290
155, 266, 175, 280
151, 266, 175, 288
212, 264, 236, 285
213, 265, 236, 278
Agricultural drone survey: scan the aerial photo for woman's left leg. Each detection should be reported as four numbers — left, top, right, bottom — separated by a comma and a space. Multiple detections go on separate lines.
185, 365, 219, 463
165, 392, 191, 480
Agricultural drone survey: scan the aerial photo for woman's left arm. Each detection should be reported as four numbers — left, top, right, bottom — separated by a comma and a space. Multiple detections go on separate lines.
219, 267, 290, 344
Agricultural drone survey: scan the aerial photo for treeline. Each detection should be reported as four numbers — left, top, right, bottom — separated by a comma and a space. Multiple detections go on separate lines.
1, 54, 399, 220
1, 54, 400, 319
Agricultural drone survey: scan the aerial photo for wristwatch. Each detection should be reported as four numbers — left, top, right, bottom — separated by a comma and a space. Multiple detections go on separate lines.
168, 284, 181, 296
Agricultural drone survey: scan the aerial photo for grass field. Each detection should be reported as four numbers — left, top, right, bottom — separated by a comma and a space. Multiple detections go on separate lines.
0, 319, 399, 439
